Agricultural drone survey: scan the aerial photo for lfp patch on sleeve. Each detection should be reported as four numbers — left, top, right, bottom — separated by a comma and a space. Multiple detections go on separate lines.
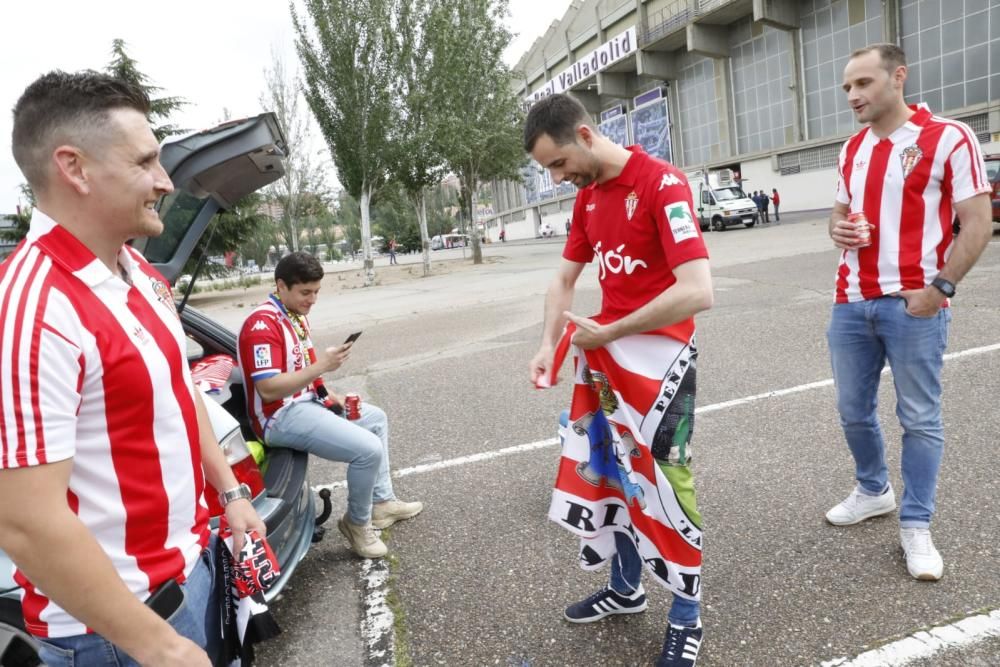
253, 344, 272, 369
664, 202, 698, 243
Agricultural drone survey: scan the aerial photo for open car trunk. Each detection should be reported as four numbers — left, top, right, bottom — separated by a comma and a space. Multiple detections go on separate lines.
133, 112, 286, 288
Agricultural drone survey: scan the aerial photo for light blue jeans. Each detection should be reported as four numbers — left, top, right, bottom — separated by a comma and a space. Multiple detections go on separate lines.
266, 400, 395, 524
609, 532, 700, 627
37, 536, 221, 666
827, 296, 951, 528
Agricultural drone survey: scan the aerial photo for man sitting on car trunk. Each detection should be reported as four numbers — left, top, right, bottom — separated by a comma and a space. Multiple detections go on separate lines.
237, 251, 422, 559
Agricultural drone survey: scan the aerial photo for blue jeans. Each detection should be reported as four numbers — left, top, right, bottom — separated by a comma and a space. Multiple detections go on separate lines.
37, 536, 221, 666
827, 296, 951, 527
266, 400, 395, 524
609, 532, 700, 627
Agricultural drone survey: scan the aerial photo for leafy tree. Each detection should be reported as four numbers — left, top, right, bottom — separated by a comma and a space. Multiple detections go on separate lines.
259, 51, 331, 255
293, 0, 400, 286
424, 0, 525, 264
1, 184, 34, 244
389, 0, 444, 276
106, 39, 187, 141
185, 192, 274, 277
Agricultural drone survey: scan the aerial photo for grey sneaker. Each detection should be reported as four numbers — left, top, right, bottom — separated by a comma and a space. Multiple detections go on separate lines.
372, 499, 424, 529
337, 514, 387, 558
900, 527, 943, 581
826, 485, 896, 526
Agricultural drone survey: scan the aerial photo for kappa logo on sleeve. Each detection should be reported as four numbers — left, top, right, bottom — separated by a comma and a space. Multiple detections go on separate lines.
253, 344, 272, 369
250, 319, 268, 332
659, 173, 683, 190
664, 202, 698, 243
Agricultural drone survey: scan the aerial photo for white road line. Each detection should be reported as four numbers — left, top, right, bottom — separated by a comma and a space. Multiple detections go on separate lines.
314, 342, 1000, 493
820, 608, 1000, 666
318, 341, 1000, 667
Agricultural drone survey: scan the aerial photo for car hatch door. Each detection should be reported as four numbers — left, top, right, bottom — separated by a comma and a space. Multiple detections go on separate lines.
133, 112, 287, 286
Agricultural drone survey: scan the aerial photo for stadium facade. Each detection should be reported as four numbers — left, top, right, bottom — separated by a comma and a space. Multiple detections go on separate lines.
484, 0, 1000, 240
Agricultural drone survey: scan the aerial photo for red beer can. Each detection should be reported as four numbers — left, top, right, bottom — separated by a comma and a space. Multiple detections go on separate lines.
848, 211, 872, 247
345, 393, 362, 420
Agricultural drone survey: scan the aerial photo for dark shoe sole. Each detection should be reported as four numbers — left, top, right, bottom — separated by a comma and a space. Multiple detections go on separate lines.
564, 599, 648, 624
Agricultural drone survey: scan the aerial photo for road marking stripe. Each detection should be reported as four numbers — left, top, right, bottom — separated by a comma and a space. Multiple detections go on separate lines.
314, 342, 1000, 492
820, 608, 1000, 666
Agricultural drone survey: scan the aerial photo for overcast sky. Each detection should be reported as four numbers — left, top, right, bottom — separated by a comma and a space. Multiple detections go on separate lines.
0, 0, 570, 213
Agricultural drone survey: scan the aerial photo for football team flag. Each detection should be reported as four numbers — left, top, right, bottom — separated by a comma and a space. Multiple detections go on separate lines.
538, 323, 703, 601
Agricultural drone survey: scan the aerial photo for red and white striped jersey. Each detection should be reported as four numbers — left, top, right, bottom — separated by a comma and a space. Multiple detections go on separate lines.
0, 211, 210, 638
834, 105, 990, 303
237, 299, 313, 440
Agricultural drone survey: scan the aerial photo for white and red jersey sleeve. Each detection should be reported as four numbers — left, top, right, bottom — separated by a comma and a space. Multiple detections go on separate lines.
237, 301, 310, 439
648, 166, 709, 273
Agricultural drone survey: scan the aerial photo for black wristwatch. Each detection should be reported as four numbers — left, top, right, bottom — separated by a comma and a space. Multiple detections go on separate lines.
218, 483, 252, 508
930, 276, 956, 298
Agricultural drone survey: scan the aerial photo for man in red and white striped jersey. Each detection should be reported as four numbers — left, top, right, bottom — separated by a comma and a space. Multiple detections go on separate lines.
0, 71, 263, 666
825, 44, 992, 581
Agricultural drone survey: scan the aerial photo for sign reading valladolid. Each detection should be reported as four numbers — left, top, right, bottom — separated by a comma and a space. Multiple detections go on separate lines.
525, 26, 636, 104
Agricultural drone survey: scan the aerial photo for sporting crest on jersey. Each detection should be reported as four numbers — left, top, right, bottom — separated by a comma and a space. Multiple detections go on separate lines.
625, 191, 639, 220
150, 277, 177, 318
900, 145, 923, 180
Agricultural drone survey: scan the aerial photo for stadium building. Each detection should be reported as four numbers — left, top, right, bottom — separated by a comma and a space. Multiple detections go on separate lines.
484, 0, 1000, 240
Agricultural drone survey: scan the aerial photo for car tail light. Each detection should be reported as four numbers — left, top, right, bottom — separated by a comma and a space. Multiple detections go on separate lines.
204, 428, 266, 517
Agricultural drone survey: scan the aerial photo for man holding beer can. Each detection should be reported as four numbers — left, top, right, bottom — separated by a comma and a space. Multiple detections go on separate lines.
826, 44, 992, 580
237, 252, 422, 559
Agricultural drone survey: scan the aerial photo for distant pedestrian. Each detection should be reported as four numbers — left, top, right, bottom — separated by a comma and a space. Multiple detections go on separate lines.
771, 188, 781, 222
760, 190, 770, 223
752, 191, 764, 221
499, 228, 506, 242
388, 237, 398, 265
825, 43, 991, 581
565, 218, 571, 234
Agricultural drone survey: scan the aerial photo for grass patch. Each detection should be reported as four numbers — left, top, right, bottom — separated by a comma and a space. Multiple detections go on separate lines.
384, 551, 413, 667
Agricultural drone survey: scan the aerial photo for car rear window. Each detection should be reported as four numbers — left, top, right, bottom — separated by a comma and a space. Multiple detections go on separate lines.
143, 191, 210, 264
985, 158, 999, 183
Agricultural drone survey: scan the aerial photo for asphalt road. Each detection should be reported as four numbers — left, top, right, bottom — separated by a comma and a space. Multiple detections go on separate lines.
200, 217, 1000, 667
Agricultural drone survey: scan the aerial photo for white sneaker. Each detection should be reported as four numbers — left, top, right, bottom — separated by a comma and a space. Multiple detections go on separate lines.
900, 527, 943, 581
825, 486, 896, 525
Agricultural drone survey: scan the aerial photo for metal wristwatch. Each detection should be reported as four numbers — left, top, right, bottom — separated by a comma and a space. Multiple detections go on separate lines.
930, 276, 956, 298
218, 483, 252, 508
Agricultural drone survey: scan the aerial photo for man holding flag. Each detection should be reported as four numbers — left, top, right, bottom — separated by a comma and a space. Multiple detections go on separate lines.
525, 93, 714, 667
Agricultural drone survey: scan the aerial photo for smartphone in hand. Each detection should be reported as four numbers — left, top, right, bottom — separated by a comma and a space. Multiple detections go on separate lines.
344, 331, 363, 345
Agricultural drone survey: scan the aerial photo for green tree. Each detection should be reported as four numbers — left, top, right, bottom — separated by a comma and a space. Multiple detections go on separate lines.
1, 185, 35, 244
106, 39, 187, 141
389, 0, 445, 276
424, 0, 525, 264
293, 0, 400, 286
186, 192, 273, 277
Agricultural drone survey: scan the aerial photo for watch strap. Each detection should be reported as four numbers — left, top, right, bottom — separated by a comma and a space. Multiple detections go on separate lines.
219, 483, 252, 508
931, 276, 956, 297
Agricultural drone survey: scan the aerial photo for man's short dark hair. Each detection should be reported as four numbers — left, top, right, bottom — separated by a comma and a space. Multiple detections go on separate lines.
850, 43, 907, 72
523, 93, 596, 153
11, 70, 151, 192
275, 251, 324, 287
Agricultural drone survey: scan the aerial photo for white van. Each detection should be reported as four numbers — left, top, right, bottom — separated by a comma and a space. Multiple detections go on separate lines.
687, 169, 759, 232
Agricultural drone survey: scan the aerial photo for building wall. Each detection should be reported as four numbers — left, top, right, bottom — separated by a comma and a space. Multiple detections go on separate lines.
501, 0, 1000, 228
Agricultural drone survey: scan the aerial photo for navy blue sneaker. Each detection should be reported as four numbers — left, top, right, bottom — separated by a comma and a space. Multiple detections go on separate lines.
563, 585, 647, 623
656, 621, 703, 666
